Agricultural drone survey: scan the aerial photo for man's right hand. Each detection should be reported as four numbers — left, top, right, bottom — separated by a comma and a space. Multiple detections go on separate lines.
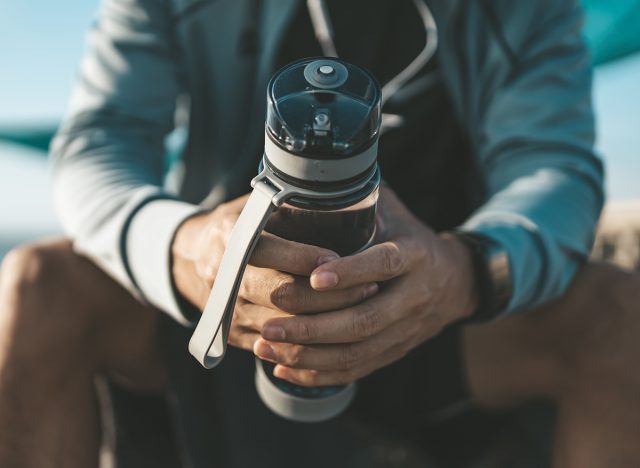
171, 194, 379, 354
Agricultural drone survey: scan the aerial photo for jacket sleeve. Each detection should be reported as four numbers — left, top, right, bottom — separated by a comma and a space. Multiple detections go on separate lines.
50, 0, 200, 325
455, 0, 604, 315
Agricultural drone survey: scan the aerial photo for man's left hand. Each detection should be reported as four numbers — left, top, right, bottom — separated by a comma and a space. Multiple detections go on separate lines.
253, 187, 479, 387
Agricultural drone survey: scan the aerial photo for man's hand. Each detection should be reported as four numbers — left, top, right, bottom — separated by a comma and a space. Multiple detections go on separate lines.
171, 194, 379, 352
253, 187, 478, 387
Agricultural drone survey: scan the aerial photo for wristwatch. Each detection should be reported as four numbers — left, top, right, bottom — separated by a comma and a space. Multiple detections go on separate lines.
454, 231, 513, 322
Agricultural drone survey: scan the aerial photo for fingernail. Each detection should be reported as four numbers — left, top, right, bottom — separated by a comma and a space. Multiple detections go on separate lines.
254, 340, 276, 361
363, 283, 379, 299
317, 254, 339, 266
311, 271, 339, 289
262, 324, 286, 341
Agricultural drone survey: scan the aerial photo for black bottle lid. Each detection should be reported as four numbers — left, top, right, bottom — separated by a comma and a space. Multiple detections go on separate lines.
265, 58, 381, 184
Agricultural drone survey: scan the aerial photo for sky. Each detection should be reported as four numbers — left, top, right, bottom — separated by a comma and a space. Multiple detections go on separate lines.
0, 0, 99, 124
0, 0, 638, 204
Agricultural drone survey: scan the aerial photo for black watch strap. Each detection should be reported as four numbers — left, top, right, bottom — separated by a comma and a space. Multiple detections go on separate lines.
454, 231, 513, 322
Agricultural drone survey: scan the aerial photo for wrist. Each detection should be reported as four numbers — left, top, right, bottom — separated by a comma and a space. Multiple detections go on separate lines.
438, 232, 478, 320
451, 231, 513, 322
171, 211, 212, 309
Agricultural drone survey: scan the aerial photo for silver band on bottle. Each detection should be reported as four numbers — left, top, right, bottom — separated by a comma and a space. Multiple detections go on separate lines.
264, 131, 378, 183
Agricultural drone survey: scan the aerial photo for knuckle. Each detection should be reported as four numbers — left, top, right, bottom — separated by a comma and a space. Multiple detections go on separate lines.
284, 345, 304, 367
338, 345, 360, 371
270, 276, 299, 312
352, 304, 380, 339
307, 372, 321, 387
288, 246, 312, 270
221, 222, 236, 243
198, 260, 218, 288
231, 300, 251, 327
297, 319, 316, 342
298, 370, 319, 387
381, 243, 404, 278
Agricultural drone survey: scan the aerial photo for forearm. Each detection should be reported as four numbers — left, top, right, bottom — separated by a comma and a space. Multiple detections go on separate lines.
459, 151, 603, 314
452, 0, 603, 314
51, 130, 201, 322
49, 0, 202, 322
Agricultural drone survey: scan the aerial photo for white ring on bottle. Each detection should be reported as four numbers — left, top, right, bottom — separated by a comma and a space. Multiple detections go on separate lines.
255, 358, 357, 423
264, 131, 378, 183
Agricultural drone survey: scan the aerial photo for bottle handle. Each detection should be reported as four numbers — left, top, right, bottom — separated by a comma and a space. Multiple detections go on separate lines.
189, 160, 376, 369
189, 180, 279, 369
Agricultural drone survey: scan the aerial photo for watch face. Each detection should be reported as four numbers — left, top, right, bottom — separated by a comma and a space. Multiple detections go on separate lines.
485, 243, 512, 315
454, 232, 513, 321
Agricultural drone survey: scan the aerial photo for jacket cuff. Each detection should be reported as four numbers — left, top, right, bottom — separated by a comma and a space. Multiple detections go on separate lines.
459, 213, 543, 316
125, 198, 202, 326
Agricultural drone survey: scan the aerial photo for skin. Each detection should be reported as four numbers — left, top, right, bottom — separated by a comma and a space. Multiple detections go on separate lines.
1, 188, 640, 467
173, 187, 478, 388
0, 241, 165, 468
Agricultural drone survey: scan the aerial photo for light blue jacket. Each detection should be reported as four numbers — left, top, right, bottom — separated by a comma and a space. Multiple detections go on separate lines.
50, 0, 603, 324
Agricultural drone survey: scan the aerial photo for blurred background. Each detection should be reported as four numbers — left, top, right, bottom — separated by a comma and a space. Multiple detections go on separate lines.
1, 0, 639, 260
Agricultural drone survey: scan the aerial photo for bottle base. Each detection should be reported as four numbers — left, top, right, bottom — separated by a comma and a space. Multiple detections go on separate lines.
254, 358, 356, 423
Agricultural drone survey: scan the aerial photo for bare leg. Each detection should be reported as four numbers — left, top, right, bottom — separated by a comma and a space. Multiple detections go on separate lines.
0, 240, 165, 468
463, 264, 640, 467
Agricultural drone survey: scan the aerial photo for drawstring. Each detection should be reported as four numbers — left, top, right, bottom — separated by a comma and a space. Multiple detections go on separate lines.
379, 0, 438, 107
307, 0, 338, 57
307, 0, 439, 131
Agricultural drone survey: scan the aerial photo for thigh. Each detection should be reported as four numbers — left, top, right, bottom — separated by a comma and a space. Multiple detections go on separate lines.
2, 238, 166, 390
462, 263, 640, 406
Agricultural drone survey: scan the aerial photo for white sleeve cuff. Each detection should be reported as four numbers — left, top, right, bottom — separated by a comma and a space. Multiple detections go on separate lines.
126, 198, 202, 326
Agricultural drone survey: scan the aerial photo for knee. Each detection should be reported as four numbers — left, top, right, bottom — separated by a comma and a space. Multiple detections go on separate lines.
0, 241, 90, 358
573, 265, 638, 347
556, 264, 640, 386
1, 243, 60, 297
1, 242, 72, 311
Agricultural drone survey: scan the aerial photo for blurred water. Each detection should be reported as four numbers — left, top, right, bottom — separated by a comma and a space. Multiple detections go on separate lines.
0, 143, 60, 257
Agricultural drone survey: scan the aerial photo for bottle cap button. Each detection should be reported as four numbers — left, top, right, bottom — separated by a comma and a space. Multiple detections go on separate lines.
318, 65, 335, 76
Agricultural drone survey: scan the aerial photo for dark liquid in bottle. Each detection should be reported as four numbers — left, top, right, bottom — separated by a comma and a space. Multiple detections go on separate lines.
265, 203, 376, 256
260, 201, 377, 398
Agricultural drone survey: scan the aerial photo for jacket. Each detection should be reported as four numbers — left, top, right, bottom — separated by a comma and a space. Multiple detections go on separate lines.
50, 0, 604, 324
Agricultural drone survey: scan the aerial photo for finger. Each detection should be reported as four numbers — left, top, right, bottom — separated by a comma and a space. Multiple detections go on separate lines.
309, 238, 419, 291
254, 315, 413, 371
240, 266, 379, 314
272, 341, 411, 387
227, 326, 261, 352
232, 301, 288, 332
251, 233, 339, 276
261, 285, 406, 344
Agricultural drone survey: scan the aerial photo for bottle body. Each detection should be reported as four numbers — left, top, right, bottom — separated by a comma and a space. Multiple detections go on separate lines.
265, 186, 379, 256
187, 57, 382, 422
255, 171, 380, 422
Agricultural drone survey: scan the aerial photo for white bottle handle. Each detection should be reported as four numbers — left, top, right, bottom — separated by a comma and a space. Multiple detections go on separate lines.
189, 180, 278, 369
189, 160, 376, 369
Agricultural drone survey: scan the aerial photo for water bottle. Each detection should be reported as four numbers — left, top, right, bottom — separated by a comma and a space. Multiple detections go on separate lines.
189, 57, 382, 422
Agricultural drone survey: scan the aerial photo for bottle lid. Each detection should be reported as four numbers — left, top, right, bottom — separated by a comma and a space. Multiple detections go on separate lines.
265, 58, 381, 184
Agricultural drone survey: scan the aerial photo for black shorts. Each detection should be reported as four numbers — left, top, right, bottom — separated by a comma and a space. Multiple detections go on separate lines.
162, 317, 470, 468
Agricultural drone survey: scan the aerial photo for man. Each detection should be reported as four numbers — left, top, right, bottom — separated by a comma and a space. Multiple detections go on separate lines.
1, 0, 640, 466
